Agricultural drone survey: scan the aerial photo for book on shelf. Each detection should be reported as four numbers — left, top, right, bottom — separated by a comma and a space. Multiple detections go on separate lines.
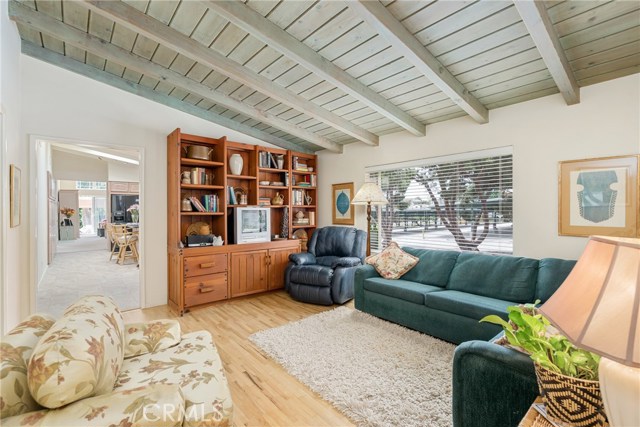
201, 194, 219, 212
283, 172, 289, 186
189, 196, 206, 212
189, 167, 208, 185
294, 219, 310, 225
227, 186, 237, 205
258, 197, 271, 206
268, 152, 277, 168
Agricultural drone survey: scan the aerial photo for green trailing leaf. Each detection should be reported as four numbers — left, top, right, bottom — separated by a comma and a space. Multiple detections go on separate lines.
479, 302, 600, 380
479, 315, 510, 328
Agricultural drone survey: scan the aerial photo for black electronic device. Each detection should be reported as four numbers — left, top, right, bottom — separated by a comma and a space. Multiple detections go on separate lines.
186, 235, 214, 247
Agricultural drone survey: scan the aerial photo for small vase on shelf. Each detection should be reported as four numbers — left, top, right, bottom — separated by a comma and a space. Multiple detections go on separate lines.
229, 154, 243, 175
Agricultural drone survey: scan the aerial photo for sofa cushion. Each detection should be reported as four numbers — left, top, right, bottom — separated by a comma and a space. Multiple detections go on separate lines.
401, 247, 460, 287
289, 265, 333, 287
364, 277, 444, 305
124, 319, 181, 358
0, 314, 55, 419
535, 258, 576, 302
424, 290, 512, 321
369, 242, 419, 279
115, 330, 233, 427
28, 295, 125, 409
447, 253, 538, 302
1, 384, 184, 427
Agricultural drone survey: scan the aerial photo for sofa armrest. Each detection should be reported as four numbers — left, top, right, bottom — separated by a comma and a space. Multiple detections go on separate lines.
124, 319, 181, 358
289, 252, 316, 265
452, 340, 538, 427
331, 257, 362, 268
353, 265, 380, 310
1, 384, 184, 427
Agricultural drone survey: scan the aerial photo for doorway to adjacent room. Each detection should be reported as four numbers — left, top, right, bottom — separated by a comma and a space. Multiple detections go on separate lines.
33, 139, 143, 317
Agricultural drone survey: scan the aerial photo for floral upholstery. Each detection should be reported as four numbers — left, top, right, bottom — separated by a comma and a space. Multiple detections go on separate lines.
125, 320, 181, 358
0, 314, 55, 419
28, 296, 125, 409
115, 331, 233, 427
367, 242, 419, 279
1, 384, 184, 427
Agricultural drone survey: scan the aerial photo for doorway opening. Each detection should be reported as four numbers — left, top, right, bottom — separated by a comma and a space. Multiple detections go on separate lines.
34, 139, 142, 317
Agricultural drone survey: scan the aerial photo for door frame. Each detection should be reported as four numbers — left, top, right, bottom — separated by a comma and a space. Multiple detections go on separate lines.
28, 134, 146, 313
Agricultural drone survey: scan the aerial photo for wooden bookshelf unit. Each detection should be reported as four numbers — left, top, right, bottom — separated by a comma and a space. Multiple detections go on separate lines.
167, 129, 316, 315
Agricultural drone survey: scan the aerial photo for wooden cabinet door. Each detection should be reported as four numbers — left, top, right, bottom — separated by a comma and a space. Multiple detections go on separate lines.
268, 247, 298, 290
230, 250, 268, 297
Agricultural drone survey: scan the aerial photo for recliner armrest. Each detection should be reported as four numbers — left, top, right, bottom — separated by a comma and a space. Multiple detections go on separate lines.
289, 252, 317, 265
331, 257, 362, 268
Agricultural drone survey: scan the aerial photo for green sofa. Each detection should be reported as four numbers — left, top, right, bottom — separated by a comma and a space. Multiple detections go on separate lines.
354, 247, 576, 427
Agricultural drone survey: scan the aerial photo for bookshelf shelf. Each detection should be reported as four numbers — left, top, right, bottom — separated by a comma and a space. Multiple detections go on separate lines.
181, 184, 224, 190
180, 212, 224, 216
180, 158, 225, 167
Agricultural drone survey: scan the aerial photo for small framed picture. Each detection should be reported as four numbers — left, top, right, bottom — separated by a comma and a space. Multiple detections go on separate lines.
10, 164, 21, 228
332, 182, 354, 225
558, 154, 639, 237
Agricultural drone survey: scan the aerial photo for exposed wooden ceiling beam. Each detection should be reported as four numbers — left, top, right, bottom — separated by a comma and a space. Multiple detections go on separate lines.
21, 42, 313, 153
9, 1, 341, 153
80, 0, 377, 147
513, 0, 580, 105
202, 0, 426, 137
348, 0, 489, 124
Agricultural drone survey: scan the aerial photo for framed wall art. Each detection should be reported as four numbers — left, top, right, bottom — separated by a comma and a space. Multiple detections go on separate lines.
559, 154, 639, 237
10, 164, 21, 228
332, 182, 354, 225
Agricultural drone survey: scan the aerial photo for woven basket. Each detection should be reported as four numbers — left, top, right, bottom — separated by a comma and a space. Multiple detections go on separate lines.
534, 364, 608, 427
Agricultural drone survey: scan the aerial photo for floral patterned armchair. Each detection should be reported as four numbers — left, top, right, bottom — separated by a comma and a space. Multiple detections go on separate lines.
0, 296, 233, 426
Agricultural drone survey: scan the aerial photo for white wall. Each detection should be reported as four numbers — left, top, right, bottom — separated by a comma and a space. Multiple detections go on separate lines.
108, 162, 139, 183
52, 150, 108, 181
318, 74, 640, 260
1, 0, 27, 332
20, 54, 279, 311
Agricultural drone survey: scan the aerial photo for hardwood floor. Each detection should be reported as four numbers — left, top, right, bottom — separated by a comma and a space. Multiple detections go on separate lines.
122, 291, 355, 427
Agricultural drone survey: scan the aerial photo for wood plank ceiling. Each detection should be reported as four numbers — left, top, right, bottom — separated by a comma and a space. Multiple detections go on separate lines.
10, 0, 640, 153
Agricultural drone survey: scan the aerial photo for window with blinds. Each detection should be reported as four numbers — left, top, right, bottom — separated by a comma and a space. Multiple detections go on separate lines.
367, 148, 513, 255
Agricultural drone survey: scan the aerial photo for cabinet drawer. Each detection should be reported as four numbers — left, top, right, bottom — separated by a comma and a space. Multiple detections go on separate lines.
184, 254, 227, 277
184, 273, 227, 307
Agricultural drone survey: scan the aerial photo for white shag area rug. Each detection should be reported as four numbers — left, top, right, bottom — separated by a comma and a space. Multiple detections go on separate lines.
250, 306, 456, 427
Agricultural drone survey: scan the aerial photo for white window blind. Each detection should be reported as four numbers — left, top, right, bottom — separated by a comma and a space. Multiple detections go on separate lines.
367, 149, 513, 254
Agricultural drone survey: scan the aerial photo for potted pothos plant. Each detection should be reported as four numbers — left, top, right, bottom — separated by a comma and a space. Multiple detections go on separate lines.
481, 302, 608, 427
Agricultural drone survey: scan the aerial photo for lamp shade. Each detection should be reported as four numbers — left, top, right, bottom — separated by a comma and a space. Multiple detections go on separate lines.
539, 236, 640, 367
351, 182, 388, 205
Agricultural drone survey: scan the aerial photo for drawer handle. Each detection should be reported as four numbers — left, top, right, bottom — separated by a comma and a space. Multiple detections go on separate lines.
200, 262, 215, 268
199, 284, 214, 293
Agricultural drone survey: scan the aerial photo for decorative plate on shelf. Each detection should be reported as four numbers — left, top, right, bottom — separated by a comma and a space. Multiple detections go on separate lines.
187, 221, 210, 236
271, 181, 284, 186
259, 181, 270, 185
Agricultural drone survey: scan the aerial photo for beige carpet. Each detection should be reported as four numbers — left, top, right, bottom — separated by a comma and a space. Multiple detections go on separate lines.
37, 236, 140, 317
250, 306, 456, 427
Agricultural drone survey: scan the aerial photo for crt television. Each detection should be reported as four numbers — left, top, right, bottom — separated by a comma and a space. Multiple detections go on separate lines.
234, 207, 270, 244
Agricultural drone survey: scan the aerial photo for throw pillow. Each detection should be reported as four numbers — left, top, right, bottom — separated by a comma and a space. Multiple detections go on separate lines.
28, 295, 125, 409
371, 242, 419, 279
0, 313, 55, 419
124, 319, 181, 358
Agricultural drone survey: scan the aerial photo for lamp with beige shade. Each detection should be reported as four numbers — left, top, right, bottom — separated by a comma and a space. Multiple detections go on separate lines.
539, 236, 640, 427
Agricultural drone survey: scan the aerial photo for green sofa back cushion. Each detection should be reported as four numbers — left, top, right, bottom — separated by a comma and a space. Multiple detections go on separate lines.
535, 258, 576, 302
447, 253, 538, 302
401, 247, 460, 287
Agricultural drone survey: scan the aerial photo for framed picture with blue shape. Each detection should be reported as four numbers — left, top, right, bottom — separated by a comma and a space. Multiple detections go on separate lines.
559, 154, 639, 237
332, 182, 354, 225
